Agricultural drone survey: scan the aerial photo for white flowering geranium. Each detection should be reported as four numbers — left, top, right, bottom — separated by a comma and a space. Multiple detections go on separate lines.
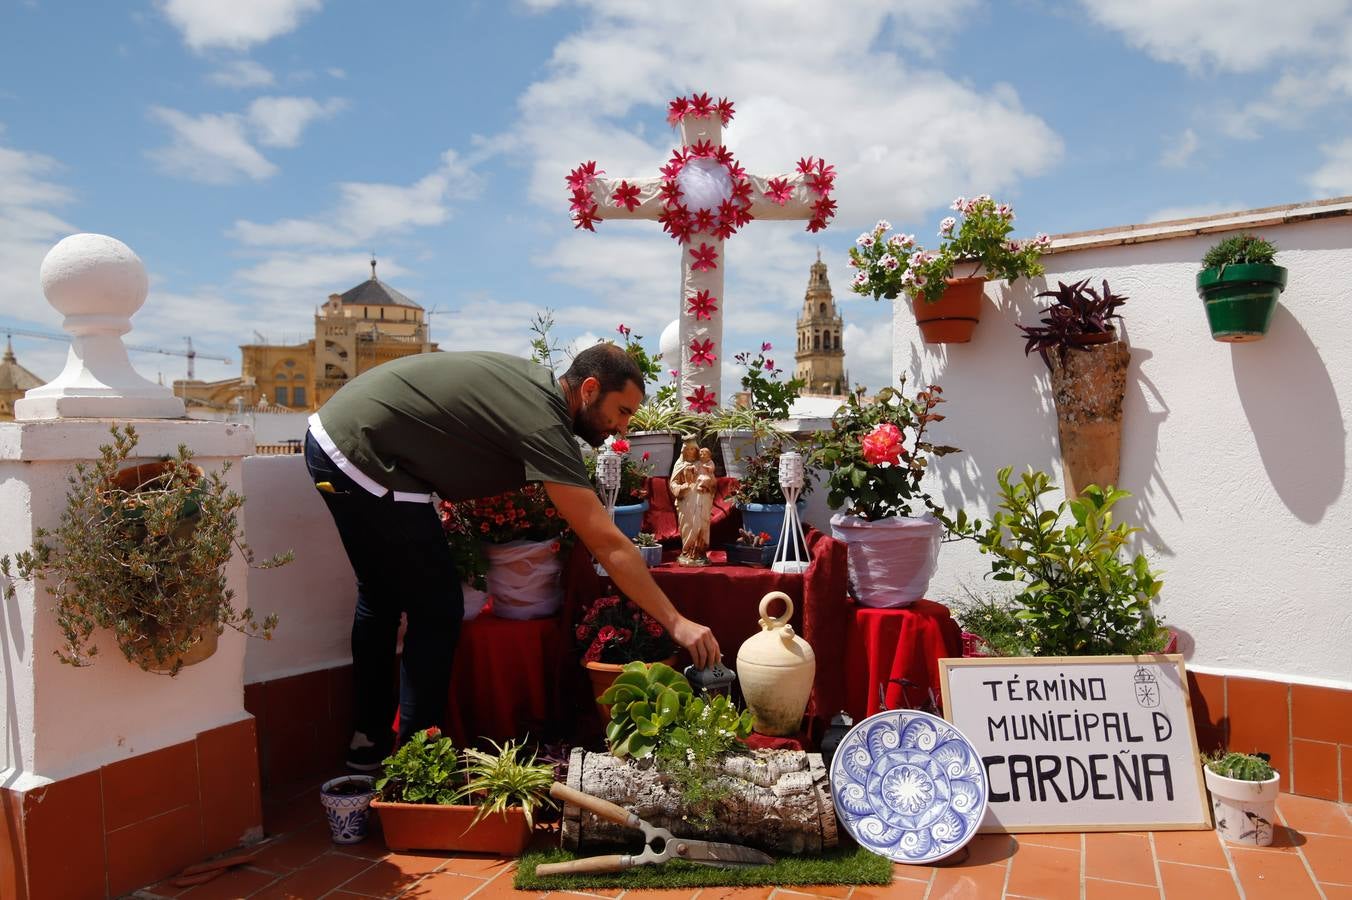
906, 195, 1050, 304
847, 219, 919, 300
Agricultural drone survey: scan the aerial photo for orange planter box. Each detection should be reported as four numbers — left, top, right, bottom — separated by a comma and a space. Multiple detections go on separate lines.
370, 800, 532, 855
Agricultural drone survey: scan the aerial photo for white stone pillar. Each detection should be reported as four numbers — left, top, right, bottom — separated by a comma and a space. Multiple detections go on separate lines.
15, 233, 186, 420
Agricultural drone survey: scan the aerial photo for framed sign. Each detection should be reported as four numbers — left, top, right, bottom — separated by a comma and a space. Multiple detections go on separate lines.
939, 655, 1211, 833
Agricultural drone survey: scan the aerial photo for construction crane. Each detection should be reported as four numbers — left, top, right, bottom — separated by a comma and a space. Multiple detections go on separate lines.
1, 326, 232, 380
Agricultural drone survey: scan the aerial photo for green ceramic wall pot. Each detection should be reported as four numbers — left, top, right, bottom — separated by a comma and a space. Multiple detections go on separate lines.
1196, 263, 1287, 342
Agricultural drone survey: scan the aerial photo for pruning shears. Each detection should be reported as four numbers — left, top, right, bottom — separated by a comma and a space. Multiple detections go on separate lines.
535, 783, 775, 876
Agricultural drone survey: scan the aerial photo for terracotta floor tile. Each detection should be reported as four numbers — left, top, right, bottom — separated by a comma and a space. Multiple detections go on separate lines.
1292, 739, 1340, 800
1291, 683, 1352, 745
1321, 884, 1352, 899
333, 834, 395, 860
1296, 831, 1352, 884
250, 851, 374, 899
928, 859, 1009, 898
850, 878, 929, 899
250, 819, 338, 872
1151, 828, 1229, 869
1157, 861, 1242, 899
594, 891, 698, 900
1016, 831, 1082, 850
773, 887, 853, 898
1006, 842, 1081, 900
435, 852, 518, 879
337, 850, 449, 896
1083, 877, 1160, 900
402, 870, 505, 897
689, 889, 776, 900
1084, 832, 1155, 885
962, 833, 1018, 867
1281, 797, 1346, 834
1228, 846, 1323, 900
176, 865, 279, 899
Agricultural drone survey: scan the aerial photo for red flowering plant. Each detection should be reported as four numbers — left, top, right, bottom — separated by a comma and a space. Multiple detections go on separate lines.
810, 380, 961, 521
585, 438, 652, 505
575, 594, 677, 665
440, 482, 572, 551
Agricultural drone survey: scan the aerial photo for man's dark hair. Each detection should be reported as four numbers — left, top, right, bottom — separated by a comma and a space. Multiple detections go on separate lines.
562, 342, 645, 396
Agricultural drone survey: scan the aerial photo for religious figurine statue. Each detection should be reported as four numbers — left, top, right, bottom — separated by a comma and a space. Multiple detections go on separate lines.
671, 437, 716, 566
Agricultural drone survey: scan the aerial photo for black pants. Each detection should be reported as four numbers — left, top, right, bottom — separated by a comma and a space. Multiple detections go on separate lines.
304, 433, 463, 746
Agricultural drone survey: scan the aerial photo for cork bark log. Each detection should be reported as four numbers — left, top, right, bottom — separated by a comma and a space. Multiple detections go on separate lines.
560, 747, 838, 854
1048, 340, 1131, 497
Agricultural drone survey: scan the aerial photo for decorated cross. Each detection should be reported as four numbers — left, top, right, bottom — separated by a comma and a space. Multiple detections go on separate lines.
566, 93, 835, 412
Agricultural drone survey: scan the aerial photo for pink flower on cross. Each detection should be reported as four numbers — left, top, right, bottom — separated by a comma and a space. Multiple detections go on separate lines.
611, 180, 642, 212
566, 160, 602, 191
690, 243, 719, 271
690, 338, 716, 367
687, 289, 719, 320
765, 177, 793, 206
686, 385, 718, 413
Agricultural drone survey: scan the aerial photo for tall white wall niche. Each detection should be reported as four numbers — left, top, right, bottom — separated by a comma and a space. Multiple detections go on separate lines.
15, 233, 186, 420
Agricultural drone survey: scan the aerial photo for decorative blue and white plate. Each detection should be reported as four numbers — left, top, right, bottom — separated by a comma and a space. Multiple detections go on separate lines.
830, 709, 988, 863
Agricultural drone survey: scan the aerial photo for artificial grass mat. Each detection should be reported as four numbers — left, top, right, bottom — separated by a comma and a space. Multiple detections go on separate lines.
514, 842, 891, 890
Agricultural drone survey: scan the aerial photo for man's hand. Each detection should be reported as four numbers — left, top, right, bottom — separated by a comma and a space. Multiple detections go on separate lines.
670, 616, 720, 671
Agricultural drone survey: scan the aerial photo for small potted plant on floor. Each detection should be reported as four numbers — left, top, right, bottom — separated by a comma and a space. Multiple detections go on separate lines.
1196, 233, 1287, 342
1017, 277, 1131, 497
575, 595, 679, 719
849, 200, 1049, 343
1, 424, 287, 675
320, 774, 379, 844
371, 728, 554, 855
1203, 750, 1280, 846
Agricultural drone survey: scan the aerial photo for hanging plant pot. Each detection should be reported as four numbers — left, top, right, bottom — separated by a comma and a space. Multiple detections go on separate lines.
1196, 263, 1287, 342
913, 277, 985, 343
1048, 340, 1130, 497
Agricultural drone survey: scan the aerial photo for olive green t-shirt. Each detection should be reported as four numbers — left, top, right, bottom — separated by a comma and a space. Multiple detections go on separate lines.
314, 352, 590, 500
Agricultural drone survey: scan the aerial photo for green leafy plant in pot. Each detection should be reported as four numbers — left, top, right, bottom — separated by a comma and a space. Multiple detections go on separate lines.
1017, 278, 1131, 498
1196, 233, 1287, 342
1203, 750, 1280, 846
948, 466, 1167, 656
730, 435, 815, 550
1, 424, 287, 675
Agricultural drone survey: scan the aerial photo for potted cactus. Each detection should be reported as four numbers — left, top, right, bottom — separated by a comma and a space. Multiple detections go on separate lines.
1196, 233, 1287, 342
1203, 750, 1280, 846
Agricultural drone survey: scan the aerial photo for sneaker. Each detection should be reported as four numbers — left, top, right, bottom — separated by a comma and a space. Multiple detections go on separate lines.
345, 731, 389, 773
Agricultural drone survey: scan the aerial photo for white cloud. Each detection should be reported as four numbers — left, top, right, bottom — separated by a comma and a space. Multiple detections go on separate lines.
1159, 128, 1198, 167
1309, 138, 1352, 196
148, 96, 344, 183
326, 67, 346, 80
1144, 202, 1247, 223
230, 150, 479, 247
1078, 0, 1352, 73
148, 106, 277, 183
207, 59, 275, 88
160, 0, 322, 51
247, 96, 345, 147
0, 132, 77, 325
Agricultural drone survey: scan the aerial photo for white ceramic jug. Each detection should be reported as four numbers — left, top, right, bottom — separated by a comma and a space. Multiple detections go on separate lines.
736, 591, 816, 736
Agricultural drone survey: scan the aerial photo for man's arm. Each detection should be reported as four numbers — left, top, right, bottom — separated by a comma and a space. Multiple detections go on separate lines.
544, 481, 720, 669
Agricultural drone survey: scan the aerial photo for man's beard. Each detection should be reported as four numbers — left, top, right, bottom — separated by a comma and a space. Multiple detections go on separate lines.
572, 401, 610, 447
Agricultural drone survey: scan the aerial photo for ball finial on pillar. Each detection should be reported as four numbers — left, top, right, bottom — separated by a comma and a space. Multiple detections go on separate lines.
16, 234, 186, 420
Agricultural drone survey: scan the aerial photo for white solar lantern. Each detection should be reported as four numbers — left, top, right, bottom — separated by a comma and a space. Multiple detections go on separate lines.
773, 450, 810, 574
595, 449, 623, 576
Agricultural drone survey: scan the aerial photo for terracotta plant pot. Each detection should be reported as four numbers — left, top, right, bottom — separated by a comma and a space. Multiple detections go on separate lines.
371, 799, 532, 854
1048, 340, 1131, 497
136, 626, 220, 673
913, 276, 986, 343
583, 655, 679, 720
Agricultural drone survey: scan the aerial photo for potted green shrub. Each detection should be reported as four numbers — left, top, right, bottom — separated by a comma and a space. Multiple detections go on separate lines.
1196, 233, 1287, 342
371, 728, 555, 855
627, 397, 696, 478
1, 424, 286, 675
1203, 750, 1280, 846
948, 466, 1167, 656
730, 435, 815, 549
1017, 278, 1131, 497
848, 199, 1049, 343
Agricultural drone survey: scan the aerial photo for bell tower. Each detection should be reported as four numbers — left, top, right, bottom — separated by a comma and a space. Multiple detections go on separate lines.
794, 251, 847, 395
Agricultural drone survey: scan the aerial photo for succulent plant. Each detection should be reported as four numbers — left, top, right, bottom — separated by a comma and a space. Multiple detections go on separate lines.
597, 661, 693, 758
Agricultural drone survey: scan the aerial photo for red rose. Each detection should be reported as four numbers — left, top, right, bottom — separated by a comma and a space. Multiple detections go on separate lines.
612, 438, 631, 454
861, 423, 904, 466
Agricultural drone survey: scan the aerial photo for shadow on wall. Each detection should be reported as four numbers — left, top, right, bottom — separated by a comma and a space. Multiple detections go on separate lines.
1232, 304, 1345, 523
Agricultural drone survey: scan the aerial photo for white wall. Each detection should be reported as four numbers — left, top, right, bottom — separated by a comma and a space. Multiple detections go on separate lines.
241, 455, 356, 683
891, 214, 1352, 688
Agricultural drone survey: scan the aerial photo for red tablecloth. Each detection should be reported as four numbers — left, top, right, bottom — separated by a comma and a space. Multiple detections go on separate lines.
562, 528, 849, 728
444, 613, 567, 746
843, 599, 964, 721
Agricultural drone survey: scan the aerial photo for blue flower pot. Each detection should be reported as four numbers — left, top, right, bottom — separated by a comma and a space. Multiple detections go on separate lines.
320, 775, 377, 844
613, 501, 649, 539
738, 501, 806, 552
724, 542, 776, 567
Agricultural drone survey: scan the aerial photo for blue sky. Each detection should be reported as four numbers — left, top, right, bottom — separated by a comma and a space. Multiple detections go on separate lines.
3, 0, 1350, 393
